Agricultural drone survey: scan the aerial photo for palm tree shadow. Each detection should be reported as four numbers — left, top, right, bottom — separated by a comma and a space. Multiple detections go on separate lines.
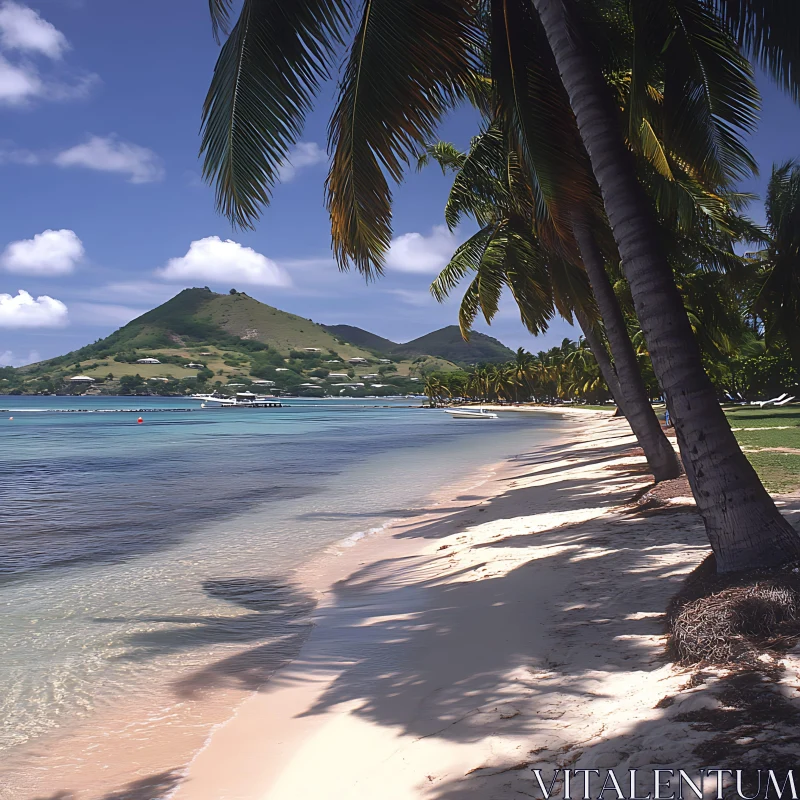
32, 769, 182, 800
95, 578, 318, 699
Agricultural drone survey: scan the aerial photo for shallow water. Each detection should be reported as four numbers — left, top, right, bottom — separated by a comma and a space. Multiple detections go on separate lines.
0, 397, 561, 785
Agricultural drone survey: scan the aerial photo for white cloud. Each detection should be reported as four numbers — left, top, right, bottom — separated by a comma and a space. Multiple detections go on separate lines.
0, 52, 39, 104
0, 348, 39, 366
0, 289, 67, 327
0, 5, 95, 107
385, 225, 458, 274
0, 2, 68, 58
0, 57, 96, 105
1, 228, 83, 275
277, 141, 326, 183
156, 237, 292, 287
55, 135, 164, 183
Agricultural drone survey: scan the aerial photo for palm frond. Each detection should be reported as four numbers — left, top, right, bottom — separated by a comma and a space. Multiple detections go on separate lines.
430, 226, 495, 303
327, 0, 482, 277
201, 0, 351, 228
416, 142, 467, 174
662, 0, 760, 187
709, 0, 800, 102
444, 124, 510, 229
638, 118, 674, 180
489, 0, 595, 241
209, 0, 234, 42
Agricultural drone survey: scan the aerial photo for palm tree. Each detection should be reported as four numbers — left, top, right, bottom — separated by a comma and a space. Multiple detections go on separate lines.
424, 130, 680, 479
529, 0, 800, 570
424, 374, 449, 407
751, 161, 800, 375
200, 1, 800, 572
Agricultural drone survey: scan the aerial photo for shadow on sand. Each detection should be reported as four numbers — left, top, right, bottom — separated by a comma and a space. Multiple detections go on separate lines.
46, 422, 800, 799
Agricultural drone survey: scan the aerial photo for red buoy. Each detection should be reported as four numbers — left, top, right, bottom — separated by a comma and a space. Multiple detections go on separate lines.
137, 417, 143, 424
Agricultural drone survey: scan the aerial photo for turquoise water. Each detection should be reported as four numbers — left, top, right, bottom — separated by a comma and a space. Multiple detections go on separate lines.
0, 397, 561, 758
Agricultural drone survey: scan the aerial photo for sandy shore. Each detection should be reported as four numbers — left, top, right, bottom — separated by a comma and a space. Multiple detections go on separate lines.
17, 410, 800, 799
162, 410, 800, 800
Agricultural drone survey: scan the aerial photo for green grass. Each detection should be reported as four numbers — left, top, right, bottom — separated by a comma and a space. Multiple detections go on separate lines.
740, 451, 800, 494
723, 406, 800, 428
724, 406, 800, 492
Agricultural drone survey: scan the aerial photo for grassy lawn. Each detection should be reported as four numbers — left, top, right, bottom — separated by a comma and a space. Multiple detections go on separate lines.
723, 405, 800, 493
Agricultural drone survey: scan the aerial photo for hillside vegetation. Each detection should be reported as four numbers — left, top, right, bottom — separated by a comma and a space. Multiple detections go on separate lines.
1, 288, 488, 397
322, 323, 514, 364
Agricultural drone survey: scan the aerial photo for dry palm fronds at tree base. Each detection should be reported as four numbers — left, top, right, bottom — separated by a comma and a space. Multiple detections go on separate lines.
666, 554, 800, 664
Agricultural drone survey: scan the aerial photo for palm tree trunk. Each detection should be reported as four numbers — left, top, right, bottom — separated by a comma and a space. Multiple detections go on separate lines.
532, 0, 800, 572
573, 220, 682, 481
573, 308, 622, 399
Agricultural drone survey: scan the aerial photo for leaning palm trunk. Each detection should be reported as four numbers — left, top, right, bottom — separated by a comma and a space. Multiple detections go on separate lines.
573, 308, 622, 401
573, 220, 682, 482
573, 312, 625, 419
533, 0, 800, 572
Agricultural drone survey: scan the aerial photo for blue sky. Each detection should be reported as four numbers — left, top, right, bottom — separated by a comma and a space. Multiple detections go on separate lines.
1, 2, 800, 367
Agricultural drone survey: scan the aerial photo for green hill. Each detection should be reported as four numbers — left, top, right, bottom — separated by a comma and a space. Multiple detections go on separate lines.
391, 326, 515, 364
322, 323, 515, 365
4, 288, 497, 397
71, 287, 377, 358
322, 324, 397, 353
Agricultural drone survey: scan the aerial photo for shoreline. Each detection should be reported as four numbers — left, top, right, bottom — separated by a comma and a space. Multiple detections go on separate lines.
3, 410, 564, 800
172, 411, 800, 799
167, 409, 687, 799
16, 405, 800, 798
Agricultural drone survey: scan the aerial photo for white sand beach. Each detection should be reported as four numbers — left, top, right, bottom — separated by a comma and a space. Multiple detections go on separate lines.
14, 410, 800, 800
167, 411, 800, 800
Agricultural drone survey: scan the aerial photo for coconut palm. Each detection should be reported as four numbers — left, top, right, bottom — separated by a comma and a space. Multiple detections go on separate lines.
424, 374, 449, 406
751, 161, 800, 374
200, 1, 800, 571
424, 129, 680, 479
528, 0, 800, 570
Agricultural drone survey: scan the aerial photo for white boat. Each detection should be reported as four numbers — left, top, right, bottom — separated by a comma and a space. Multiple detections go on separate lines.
443, 407, 498, 420
190, 392, 281, 408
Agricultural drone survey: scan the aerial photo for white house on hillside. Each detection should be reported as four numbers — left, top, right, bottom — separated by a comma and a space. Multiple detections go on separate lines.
136, 358, 160, 364
68, 375, 95, 383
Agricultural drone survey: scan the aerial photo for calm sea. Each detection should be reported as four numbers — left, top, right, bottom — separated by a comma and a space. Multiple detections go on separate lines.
0, 397, 561, 773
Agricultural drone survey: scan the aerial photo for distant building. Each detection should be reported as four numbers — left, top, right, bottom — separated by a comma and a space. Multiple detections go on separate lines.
348, 357, 369, 364
325, 359, 341, 363
68, 375, 95, 383
199, 351, 213, 356
409, 378, 420, 382
136, 358, 161, 364
186, 362, 205, 369
275, 368, 289, 372
360, 373, 379, 380
331, 382, 365, 387
327, 373, 349, 378
303, 347, 323, 353
300, 383, 323, 388
252, 380, 276, 386
379, 359, 392, 363
149, 377, 170, 382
